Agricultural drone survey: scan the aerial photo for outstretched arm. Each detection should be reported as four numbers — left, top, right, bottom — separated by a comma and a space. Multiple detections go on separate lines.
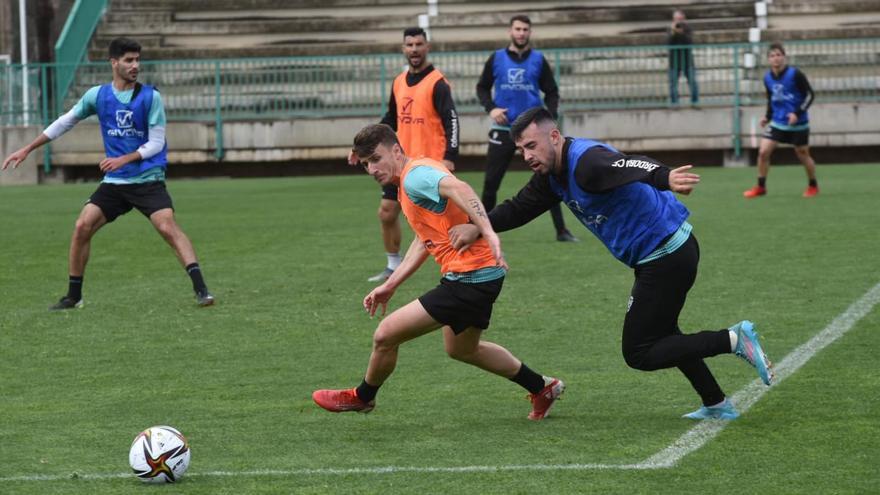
363, 237, 430, 317
2, 133, 50, 170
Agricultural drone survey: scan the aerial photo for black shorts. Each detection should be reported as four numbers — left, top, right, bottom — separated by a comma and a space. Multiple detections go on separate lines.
418, 277, 504, 334
381, 184, 398, 201
763, 126, 809, 146
87, 181, 174, 223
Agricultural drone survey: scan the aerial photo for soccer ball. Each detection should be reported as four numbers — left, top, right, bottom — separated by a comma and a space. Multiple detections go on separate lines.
128, 425, 191, 483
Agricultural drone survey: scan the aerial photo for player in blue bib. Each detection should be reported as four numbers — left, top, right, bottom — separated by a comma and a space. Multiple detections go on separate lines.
1, 38, 215, 310
476, 14, 577, 243
744, 42, 819, 198
450, 108, 775, 420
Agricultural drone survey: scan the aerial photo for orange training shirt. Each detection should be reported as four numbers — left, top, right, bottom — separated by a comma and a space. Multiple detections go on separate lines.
398, 158, 499, 274
392, 69, 447, 161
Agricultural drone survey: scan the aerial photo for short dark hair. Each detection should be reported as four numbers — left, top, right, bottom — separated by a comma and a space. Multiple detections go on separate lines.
510, 107, 556, 142
768, 42, 785, 56
510, 14, 531, 26
403, 27, 427, 40
108, 38, 141, 59
353, 124, 400, 159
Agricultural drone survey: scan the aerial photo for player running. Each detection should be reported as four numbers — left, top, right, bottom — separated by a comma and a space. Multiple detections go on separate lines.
314, 123, 563, 420
450, 107, 773, 420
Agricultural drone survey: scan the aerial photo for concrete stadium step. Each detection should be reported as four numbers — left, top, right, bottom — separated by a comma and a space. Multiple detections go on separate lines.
769, 0, 880, 15
87, 28, 750, 61
91, 0, 756, 59
96, 5, 753, 36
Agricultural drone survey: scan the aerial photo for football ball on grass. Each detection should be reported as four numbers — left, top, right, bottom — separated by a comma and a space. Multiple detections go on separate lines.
128, 425, 191, 483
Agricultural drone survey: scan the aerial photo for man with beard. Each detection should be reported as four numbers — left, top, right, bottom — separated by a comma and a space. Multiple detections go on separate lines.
475, 14, 577, 243
349, 27, 460, 282
2, 38, 215, 310
449, 107, 774, 420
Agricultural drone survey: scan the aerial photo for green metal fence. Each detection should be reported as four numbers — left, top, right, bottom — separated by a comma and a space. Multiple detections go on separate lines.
53, 0, 109, 118
2, 38, 878, 165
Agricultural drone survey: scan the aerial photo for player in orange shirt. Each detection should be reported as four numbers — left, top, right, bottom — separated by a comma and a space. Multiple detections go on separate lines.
316, 124, 563, 420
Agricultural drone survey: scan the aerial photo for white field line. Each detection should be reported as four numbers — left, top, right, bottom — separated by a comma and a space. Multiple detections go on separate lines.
640, 281, 880, 468
3, 282, 878, 483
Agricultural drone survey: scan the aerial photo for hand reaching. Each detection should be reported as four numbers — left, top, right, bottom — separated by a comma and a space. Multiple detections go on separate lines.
668, 165, 700, 195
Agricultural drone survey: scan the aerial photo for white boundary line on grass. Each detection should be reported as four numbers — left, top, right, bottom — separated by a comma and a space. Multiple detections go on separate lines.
642, 281, 880, 468
3, 282, 879, 483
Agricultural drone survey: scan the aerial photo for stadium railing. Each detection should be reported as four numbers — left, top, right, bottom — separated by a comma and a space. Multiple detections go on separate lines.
2, 38, 878, 170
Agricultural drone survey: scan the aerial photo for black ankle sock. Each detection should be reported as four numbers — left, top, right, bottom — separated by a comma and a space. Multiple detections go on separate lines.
356, 379, 380, 403
67, 275, 83, 301
510, 363, 545, 394
809, 179, 817, 187
758, 177, 766, 188
185, 263, 207, 293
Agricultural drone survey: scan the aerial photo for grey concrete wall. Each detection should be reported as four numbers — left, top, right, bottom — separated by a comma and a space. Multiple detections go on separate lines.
0, 126, 41, 185
13, 101, 880, 181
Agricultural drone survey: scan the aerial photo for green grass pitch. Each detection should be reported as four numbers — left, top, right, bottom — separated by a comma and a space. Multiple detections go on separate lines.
1, 164, 878, 494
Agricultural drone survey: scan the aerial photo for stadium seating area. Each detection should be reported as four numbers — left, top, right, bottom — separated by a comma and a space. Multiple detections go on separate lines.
88, 0, 880, 60
71, 0, 879, 118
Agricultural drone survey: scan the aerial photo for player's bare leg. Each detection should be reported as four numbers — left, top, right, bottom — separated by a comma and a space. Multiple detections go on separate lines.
149, 208, 214, 306
369, 198, 402, 282
745, 138, 777, 198
313, 299, 439, 413
442, 326, 521, 377
51, 203, 107, 310
795, 145, 819, 197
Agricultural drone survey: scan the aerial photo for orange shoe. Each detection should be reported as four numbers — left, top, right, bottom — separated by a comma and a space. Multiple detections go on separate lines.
743, 185, 767, 198
527, 377, 565, 421
803, 185, 819, 197
312, 388, 375, 413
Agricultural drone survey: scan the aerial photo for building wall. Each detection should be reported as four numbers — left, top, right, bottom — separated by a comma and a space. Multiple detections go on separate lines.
2, 102, 878, 184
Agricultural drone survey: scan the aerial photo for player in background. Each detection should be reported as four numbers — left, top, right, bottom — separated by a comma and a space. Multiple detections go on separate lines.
316, 123, 563, 420
476, 14, 577, 242
744, 42, 818, 198
450, 107, 773, 420
2, 38, 215, 309
348, 27, 460, 282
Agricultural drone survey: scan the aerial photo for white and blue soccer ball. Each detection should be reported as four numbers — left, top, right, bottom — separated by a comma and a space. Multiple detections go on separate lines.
128, 425, 191, 483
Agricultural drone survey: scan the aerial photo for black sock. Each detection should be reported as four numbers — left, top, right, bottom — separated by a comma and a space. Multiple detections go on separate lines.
509, 363, 546, 394
758, 177, 766, 188
185, 263, 207, 293
67, 276, 83, 301
809, 179, 817, 187
356, 379, 380, 403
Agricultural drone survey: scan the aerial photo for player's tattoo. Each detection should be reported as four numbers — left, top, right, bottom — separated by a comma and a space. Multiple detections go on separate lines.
468, 198, 486, 217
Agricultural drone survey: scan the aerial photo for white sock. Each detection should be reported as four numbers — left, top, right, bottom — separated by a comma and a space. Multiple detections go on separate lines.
386, 253, 401, 270
729, 330, 738, 352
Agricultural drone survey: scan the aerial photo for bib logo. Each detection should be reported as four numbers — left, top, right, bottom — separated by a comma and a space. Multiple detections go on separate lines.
507, 68, 525, 84
399, 97, 425, 125
500, 68, 535, 91
115, 110, 133, 128
771, 83, 794, 103
107, 109, 144, 137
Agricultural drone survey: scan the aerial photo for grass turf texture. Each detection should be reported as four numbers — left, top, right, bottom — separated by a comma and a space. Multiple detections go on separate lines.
1, 164, 878, 494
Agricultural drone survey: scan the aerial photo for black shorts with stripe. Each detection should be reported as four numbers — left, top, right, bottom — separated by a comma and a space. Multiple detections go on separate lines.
418, 277, 504, 334
87, 181, 174, 222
